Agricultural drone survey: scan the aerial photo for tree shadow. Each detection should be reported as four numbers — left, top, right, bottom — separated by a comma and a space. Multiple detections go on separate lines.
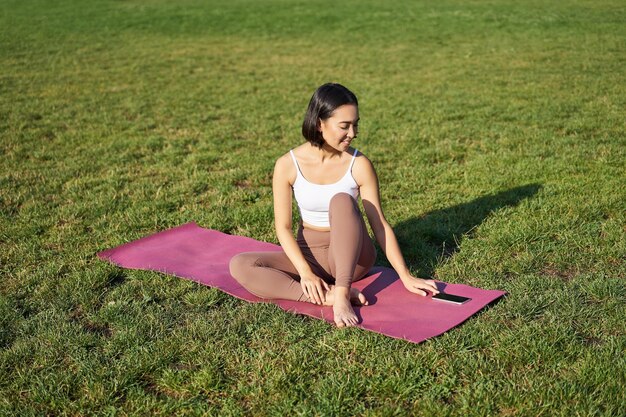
367, 183, 542, 278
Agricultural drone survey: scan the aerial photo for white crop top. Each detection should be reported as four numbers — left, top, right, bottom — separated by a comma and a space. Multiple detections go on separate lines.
290, 149, 360, 228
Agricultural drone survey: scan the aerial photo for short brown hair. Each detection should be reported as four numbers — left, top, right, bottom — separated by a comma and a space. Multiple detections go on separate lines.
301, 83, 359, 148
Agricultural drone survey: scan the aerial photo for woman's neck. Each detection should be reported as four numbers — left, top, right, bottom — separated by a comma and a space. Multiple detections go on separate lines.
310, 142, 343, 161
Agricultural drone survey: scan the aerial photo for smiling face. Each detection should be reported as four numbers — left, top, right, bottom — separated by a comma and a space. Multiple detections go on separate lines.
318, 104, 360, 152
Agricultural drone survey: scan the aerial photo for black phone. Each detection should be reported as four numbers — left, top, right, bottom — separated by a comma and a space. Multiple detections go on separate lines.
432, 292, 471, 305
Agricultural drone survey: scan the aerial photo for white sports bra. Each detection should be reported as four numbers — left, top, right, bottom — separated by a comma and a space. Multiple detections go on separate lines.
290, 149, 359, 228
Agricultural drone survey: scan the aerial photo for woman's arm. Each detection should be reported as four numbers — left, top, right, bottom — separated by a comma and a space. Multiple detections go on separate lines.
272, 154, 329, 304
355, 154, 439, 296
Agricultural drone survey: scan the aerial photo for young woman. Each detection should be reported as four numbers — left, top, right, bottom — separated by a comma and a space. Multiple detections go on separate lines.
229, 83, 439, 327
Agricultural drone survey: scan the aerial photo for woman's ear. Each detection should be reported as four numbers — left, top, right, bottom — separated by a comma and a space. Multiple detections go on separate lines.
317, 118, 322, 132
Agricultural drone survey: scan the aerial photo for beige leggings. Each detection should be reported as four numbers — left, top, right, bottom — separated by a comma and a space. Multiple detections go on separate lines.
229, 193, 377, 302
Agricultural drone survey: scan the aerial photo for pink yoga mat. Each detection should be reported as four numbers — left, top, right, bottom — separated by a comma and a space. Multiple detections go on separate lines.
98, 222, 506, 344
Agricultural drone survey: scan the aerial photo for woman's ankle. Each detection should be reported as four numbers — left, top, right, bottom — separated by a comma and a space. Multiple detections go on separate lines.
333, 286, 351, 299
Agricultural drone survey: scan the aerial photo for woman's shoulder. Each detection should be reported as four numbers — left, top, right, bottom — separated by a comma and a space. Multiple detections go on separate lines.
351, 148, 376, 185
275, 150, 294, 169
352, 148, 373, 168
274, 150, 297, 183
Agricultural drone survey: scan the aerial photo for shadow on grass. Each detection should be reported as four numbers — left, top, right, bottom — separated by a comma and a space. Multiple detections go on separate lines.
373, 183, 542, 278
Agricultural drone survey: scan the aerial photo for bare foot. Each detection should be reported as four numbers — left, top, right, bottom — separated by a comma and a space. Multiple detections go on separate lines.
323, 286, 368, 327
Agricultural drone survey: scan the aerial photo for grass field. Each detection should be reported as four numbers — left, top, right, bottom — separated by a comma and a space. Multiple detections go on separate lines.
1, 0, 625, 415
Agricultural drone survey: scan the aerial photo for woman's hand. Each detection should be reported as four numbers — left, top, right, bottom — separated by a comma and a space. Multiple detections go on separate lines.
401, 275, 440, 297
300, 272, 331, 305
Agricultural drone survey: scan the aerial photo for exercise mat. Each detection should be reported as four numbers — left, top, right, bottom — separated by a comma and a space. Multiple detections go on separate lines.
98, 222, 506, 344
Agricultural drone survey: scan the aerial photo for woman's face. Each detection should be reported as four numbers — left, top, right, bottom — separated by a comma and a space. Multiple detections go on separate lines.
319, 104, 359, 152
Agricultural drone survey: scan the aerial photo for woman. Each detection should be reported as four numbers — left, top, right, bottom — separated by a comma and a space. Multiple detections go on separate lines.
229, 83, 439, 328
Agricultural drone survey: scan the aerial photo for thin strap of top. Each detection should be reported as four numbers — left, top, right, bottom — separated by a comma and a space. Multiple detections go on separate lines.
348, 148, 358, 169
289, 150, 302, 175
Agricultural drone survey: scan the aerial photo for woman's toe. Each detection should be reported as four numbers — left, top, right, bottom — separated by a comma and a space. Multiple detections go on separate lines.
358, 292, 368, 305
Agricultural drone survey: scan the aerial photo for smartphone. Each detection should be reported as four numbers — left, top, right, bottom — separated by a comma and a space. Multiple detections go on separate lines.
432, 292, 471, 305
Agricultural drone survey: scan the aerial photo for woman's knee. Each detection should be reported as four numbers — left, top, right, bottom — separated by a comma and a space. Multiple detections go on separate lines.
229, 253, 256, 284
329, 192, 357, 212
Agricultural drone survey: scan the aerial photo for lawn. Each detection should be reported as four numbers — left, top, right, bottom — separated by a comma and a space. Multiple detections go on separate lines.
1, 0, 625, 415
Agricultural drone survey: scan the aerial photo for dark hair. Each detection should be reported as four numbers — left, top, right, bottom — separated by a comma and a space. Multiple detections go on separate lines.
301, 83, 358, 148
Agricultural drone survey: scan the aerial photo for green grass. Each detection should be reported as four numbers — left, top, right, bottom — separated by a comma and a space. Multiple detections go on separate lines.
1, 0, 625, 415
